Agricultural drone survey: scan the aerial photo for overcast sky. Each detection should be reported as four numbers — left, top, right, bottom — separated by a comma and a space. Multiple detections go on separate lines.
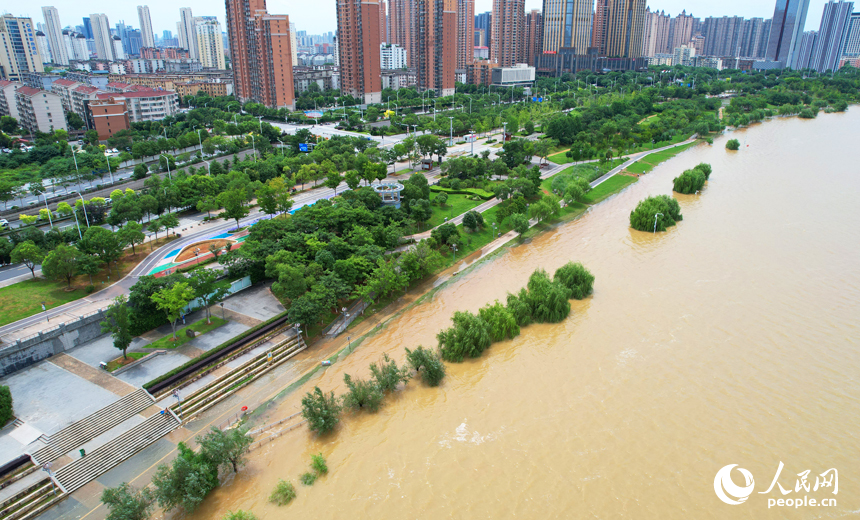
17, 0, 830, 40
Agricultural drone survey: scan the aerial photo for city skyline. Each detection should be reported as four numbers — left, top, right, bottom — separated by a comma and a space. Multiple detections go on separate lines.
14, 0, 835, 40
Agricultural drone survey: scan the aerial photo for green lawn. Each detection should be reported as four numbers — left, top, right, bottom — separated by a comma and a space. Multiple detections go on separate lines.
0, 236, 178, 328
547, 151, 573, 164
625, 142, 698, 175
427, 193, 483, 228
540, 159, 626, 194
144, 316, 227, 349
585, 176, 638, 204
106, 352, 148, 372
0, 278, 88, 327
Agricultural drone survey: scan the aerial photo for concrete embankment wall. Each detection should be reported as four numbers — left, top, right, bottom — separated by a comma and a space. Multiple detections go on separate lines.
0, 310, 107, 377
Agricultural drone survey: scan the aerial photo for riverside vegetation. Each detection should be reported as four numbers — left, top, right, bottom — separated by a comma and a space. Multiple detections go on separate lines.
672, 163, 712, 194
300, 262, 594, 431
629, 195, 684, 232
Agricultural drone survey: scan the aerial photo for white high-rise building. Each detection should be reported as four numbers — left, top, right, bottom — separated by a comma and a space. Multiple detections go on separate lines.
36, 31, 52, 64
380, 43, 407, 69
177, 21, 185, 48
112, 36, 126, 60
290, 22, 298, 66
178, 8, 198, 59
90, 13, 114, 61
137, 6, 155, 48
42, 6, 68, 65
195, 18, 225, 69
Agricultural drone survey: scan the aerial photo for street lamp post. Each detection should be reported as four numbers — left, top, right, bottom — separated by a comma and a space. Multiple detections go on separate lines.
105, 154, 114, 183
71, 190, 90, 228
42, 193, 53, 229
653, 213, 663, 233
160, 154, 172, 179
250, 134, 256, 162
450, 243, 458, 262
202, 160, 211, 175
448, 117, 454, 146
257, 116, 263, 133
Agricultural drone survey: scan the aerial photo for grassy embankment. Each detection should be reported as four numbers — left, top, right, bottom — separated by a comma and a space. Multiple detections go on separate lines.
0, 235, 178, 327
625, 142, 698, 174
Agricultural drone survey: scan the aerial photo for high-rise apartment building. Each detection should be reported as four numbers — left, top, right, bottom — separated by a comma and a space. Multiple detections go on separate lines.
379, 1, 389, 43
112, 36, 126, 60
90, 13, 114, 61
796, 30, 817, 67
738, 18, 767, 58
525, 10, 544, 65
604, 0, 646, 58
843, 12, 860, 56
767, 0, 812, 67
36, 32, 52, 64
702, 16, 744, 57
492, 0, 525, 66
542, 0, 593, 54
290, 22, 298, 66
179, 8, 198, 59
42, 7, 68, 65
670, 10, 696, 50
82, 18, 93, 39
416, 0, 456, 96
381, 43, 408, 68
138, 6, 155, 48
196, 18, 226, 69
0, 15, 44, 81
591, 0, 609, 54
225, 0, 295, 109
643, 8, 671, 56
390, 0, 417, 67
475, 11, 492, 48
336, 0, 383, 103
811, 0, 853, 72
457, 0, 475, 67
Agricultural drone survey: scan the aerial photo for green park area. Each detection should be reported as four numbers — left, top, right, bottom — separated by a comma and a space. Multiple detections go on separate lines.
583, 176, 638, 204
144, 316, 227, 349
0, 237, 176, 327
427, 193, 483, 228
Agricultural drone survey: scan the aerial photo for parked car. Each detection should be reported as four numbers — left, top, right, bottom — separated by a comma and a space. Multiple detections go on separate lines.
0, 219, 8, 229
104, 198, 112, 206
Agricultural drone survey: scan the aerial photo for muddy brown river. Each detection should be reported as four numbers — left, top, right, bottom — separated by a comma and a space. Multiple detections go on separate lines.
186, 110, 860, 519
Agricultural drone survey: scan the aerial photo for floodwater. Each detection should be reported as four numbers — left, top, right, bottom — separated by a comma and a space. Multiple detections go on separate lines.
185, 110, 860, 519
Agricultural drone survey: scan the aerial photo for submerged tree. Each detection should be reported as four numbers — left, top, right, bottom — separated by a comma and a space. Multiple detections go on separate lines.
525, 269, 571, 323
478, 301, 520, 342
553, 262, 595, 300
404, 346, 446, 386
301, 387, 341, 435
341, 374, 384, 412
437, 310, 492, 362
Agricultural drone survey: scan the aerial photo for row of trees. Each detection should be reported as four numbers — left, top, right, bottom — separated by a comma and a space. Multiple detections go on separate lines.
302, 348, 446, 435
301, 262, 593, 434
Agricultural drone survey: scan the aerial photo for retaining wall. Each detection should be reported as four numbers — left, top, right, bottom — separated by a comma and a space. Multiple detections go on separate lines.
0, 310, 108, 377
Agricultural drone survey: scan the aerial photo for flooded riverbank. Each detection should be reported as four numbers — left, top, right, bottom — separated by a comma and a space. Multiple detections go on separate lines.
185, 110, 860, 519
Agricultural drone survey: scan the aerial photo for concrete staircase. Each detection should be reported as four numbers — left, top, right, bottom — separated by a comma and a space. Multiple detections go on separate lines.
53, 411, 179, 493
30, 389, 155, 464
0, 478, 66, 520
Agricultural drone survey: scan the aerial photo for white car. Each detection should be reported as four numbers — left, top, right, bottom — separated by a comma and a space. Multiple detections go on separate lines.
0, 219, 8, 229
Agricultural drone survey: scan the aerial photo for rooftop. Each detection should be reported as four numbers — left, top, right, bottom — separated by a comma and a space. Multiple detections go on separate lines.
16, 87, 45, 97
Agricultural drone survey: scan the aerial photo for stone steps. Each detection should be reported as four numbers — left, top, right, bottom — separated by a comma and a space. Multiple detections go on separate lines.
53, 412, 179, 494
30, 389, 154, 464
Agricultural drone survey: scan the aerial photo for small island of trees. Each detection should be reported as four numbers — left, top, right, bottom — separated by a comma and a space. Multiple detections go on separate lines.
726, 139, 740, 150
672, 163, 713, 194
629, 195, 683, 232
